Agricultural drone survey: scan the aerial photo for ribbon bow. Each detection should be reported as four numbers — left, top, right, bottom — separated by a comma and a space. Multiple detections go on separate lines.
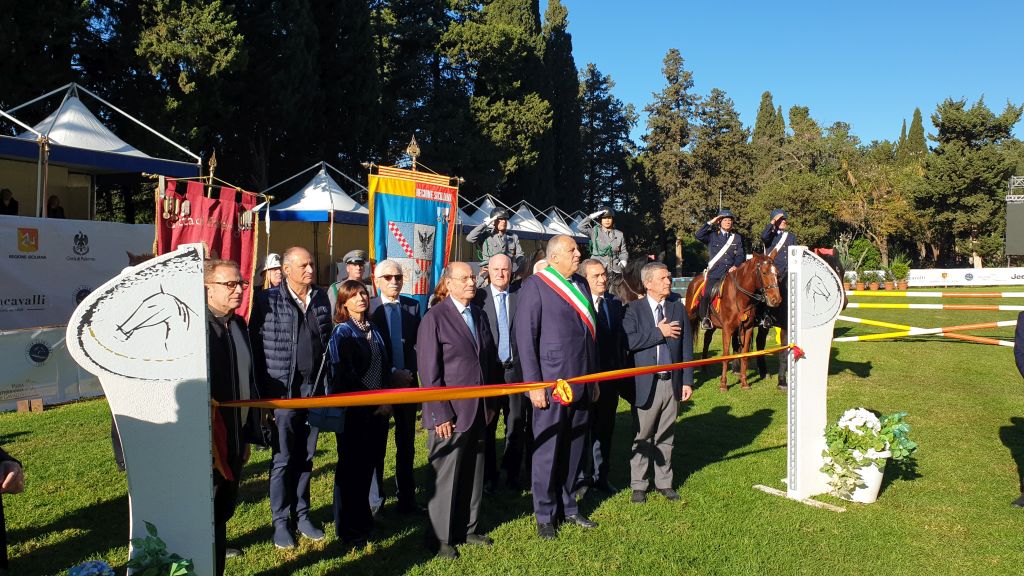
551, 379, 574, 406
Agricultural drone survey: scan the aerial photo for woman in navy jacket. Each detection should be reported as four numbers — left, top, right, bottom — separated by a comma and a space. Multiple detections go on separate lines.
328, 280, 393, 547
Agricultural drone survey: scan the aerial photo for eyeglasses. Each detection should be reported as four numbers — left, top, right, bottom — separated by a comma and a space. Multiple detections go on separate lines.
450, 275, 477, 283
379, 274, 403, 281
209, 280, 250, 290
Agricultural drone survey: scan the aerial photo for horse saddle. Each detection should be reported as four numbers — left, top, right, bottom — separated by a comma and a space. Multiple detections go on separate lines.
689, 277, 724, 314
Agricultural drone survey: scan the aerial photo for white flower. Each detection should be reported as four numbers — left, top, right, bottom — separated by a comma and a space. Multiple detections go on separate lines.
838, 407, 880, 435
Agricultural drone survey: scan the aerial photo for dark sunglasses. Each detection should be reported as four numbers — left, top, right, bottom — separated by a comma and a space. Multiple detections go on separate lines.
380, 274, 404, 281
209, 280, 250, 290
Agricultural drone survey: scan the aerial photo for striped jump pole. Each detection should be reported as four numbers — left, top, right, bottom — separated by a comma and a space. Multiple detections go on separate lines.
845, 290, 1024, 298
835, 315, 1015, 347
845, 303, 1024, 311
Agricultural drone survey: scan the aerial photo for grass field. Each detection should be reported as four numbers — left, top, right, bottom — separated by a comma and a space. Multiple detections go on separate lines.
3, 287, 1023, 575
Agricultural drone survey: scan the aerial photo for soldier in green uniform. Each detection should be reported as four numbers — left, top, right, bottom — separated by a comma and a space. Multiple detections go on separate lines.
467, 207, 524, 274
579, 207, 628, 274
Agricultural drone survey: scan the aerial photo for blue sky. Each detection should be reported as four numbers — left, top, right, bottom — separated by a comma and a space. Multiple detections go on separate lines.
561, 0, 1024, 146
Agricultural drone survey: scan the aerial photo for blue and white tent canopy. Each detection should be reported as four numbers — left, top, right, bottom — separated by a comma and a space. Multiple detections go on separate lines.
262, 168, 368, 224
540, 207, 581, 238
509, 202, 547, 240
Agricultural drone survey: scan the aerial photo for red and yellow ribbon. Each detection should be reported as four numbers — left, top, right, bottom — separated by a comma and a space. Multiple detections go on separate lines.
215, 344, 803, 411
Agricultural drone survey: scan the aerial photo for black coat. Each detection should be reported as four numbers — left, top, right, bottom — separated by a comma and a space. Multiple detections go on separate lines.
0, 446, 19, 569
207, 309, 256, 476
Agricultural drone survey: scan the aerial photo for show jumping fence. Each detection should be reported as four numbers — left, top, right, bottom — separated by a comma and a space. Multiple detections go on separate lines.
835, 290, 1021, 347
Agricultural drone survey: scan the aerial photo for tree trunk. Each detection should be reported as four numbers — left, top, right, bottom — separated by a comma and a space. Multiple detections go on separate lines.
916, 240, 927, 264
675, 236, 683, 277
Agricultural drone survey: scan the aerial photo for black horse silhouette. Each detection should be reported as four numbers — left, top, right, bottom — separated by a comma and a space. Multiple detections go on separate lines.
115, 287, 196, 349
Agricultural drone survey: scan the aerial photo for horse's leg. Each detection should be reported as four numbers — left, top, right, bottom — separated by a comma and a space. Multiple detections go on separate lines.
740, 327, 753, 390
730, 332, 742, 374
755, 325, 768, 378
719, 326, 730, 392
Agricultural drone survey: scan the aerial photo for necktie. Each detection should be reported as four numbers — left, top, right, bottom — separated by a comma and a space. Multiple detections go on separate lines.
497, 292, 511, 363
656, 302, 666, 366
387, 302, 404, 370
595, 296, 607, 332
462, 306, 477, 340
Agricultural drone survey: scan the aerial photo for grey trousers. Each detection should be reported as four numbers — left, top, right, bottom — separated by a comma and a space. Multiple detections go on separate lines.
630, 381, 678, 491
427, 424, 484, 545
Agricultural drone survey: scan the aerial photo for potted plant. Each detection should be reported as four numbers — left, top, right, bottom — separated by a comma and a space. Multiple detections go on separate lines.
854, 270, 866, 291
890, 253, 911, 290
882, 269, 895, 291
821, 408, 918, 503
125, 522, 197, 576
861, 271, 881, 290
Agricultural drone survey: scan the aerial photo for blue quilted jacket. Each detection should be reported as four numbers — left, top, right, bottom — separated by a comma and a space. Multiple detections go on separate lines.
249, 284, 333, 398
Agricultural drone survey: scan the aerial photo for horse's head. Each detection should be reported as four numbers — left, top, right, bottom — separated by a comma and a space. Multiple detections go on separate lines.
756, 250, 783, 308
608, 257, 648, 303
115, 288, 195, 342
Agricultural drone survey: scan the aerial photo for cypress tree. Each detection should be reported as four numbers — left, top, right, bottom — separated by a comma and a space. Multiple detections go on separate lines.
751, 91, 778, 146
542, 0, 583, 208
906, 107, 927, 158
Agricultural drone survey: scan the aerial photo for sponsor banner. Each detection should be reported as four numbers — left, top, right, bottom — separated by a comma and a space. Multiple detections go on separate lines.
155, 179, 259, 318
368, 167, 457, 313
0, 215, 152, 330
0, 327, 102, 412
908, 267, 1024, 287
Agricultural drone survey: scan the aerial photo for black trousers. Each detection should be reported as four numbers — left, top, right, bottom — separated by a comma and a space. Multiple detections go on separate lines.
581, 380, 620, 485
213, 470, 240, 576
335, 406, 389, 542
484, 369, 532, 484
373, 401, 418, 506
269, 409, 318, 527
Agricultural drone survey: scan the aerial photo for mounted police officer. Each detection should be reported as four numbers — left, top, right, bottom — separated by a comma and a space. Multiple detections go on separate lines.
578, 207, 628, 274
468, 207, 524, 274
760, 209, 796, 282
695, 209, 746, 330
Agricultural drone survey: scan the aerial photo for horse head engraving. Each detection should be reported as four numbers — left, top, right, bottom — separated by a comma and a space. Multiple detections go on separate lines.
115, 286, 197, 348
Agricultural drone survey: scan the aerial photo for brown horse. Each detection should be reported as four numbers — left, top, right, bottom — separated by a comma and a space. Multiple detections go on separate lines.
685, 251, 782, 391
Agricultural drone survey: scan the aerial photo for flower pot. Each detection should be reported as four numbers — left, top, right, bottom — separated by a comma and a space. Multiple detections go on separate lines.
848, 451, 890, 504
869, 282, 879, 290
844, 281, 852, 290
855, 282, 865, 291
896, 280, 908, 290
884, 281, 895, 290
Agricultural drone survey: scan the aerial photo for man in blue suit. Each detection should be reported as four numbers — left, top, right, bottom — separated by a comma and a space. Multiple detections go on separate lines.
418, 261, 497, 558
368, 259, 423, 514
623, 262, 693, 504
515, 235, 599, 540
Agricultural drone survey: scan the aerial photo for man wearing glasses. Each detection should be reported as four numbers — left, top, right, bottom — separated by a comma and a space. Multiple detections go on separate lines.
249, 247, 333, 549
367, 259, 423, 514
204, 259, 256, 574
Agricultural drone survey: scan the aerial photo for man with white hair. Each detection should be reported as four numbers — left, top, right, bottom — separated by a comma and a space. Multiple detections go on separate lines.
367, 259, 423, 514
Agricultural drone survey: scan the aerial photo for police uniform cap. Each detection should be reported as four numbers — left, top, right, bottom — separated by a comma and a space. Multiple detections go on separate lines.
343, 249, 368, 264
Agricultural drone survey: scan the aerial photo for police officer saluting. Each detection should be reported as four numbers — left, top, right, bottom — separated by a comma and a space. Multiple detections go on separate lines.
695, 209, 746, 330
468, 207, 524, 274
760, 208, 796, 283
578, 207, 628, 274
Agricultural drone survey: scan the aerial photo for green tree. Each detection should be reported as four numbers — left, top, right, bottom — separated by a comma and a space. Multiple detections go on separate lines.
917, 98, 1022, 266
905, 107, 927, 158
579, 63, 637, 212
0, 0, 85, 112
751, 91, 782, 147
542, 0, 583, 208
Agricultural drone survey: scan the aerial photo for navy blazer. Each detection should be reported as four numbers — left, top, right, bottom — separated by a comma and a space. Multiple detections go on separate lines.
514, 272, 597, 400
1015, 311, 1024, 379
328, 320, 393, 394
368, 294, 421, 374
624, 293, 693, 409
594, 293, 627, 373
760, 224, 797, 274
696, 223, 746, 279
417, 297, 496, 433
474, 282, 521, 382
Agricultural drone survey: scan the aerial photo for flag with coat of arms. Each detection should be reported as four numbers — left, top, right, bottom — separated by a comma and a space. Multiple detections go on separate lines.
368, 166, 458, 313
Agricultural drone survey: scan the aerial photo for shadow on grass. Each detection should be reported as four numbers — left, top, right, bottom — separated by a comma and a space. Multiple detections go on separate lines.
999, 416, 1024, 495
8, 494, 128, 576
828, 348, 872, 378
0, 431, 29, 444
675, 406, 774, 486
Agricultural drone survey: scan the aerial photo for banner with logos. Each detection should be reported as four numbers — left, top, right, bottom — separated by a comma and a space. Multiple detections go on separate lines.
155, 179, 259, 318
368, 166, 457, 313
908, 267, 1024, 287
0, 215, 153, 330
0, 326, 103, 412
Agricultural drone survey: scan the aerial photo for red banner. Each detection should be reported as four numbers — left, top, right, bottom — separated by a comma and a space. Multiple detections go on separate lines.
155, 179, 259, 318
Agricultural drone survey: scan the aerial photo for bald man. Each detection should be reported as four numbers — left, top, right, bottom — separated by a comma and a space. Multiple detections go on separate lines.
514, 235, 599, 539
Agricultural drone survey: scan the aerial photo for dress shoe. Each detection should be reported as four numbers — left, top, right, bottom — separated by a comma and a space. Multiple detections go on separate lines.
593, 479, 619, 494
465, 533, 494, 547
537, 522, 557, 540
296, 517, 325, 541
224, 547, 242, 559
435, 543, 460, 559
564, 514, 598, 529
631, 489, 647, 504
657, 487, 681, 501
273, 524, 297, 549
1012, 493, 1024, 508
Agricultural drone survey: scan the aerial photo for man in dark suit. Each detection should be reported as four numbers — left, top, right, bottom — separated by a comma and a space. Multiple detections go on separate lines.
475, 254, 528, 492
514, 235, 599, 540
368, 259, 422, 514
418, 261, 497, 559
623, 261, 693, 504
1013, 311, 1024, 508
577, 258, 627, 495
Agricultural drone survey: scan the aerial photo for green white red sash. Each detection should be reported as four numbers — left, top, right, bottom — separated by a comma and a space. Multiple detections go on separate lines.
536, 266, 596, 339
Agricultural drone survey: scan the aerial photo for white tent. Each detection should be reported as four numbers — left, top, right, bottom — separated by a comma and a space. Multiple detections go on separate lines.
509, 202, 547, 238
265, 167, 367, 223
569, 211, 589, 237
470, 195, 503, 224
540, 207, 578, 237
17, 94, 149, 157
458, 197, 483, 230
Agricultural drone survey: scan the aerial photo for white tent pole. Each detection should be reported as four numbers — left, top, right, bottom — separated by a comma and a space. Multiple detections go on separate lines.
75, 84, 201, 163
0, 109, 42, 136
263, 161, 322, 194
324, 161, 370, 192
39, 86, 76, 138
325, 167, 336, 276
4, 83, 73, 114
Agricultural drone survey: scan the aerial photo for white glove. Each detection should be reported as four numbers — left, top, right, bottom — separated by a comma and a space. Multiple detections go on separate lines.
588, 210, 606, 220
617, 260, 627, 269
484, 215, 496, 226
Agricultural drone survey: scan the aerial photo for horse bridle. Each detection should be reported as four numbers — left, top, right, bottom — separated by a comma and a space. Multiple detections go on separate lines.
728, 260, 778, 304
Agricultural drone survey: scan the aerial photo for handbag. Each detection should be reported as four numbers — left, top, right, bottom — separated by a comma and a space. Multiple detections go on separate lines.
306, 346, 346, 433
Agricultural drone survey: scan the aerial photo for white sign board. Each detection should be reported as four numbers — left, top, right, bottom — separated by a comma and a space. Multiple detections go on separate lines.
786, 247, 844, 500
0, 326, 103, 411
0, 216, 153, 329
908, 267, 1024, 287
66, 244, 214, 575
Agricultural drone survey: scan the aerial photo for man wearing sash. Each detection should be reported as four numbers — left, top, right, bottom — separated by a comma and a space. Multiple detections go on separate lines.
514, 235, 599, 540
760, 209, 795, 283
578, 207, 628, 274
695, 209, 746, 330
